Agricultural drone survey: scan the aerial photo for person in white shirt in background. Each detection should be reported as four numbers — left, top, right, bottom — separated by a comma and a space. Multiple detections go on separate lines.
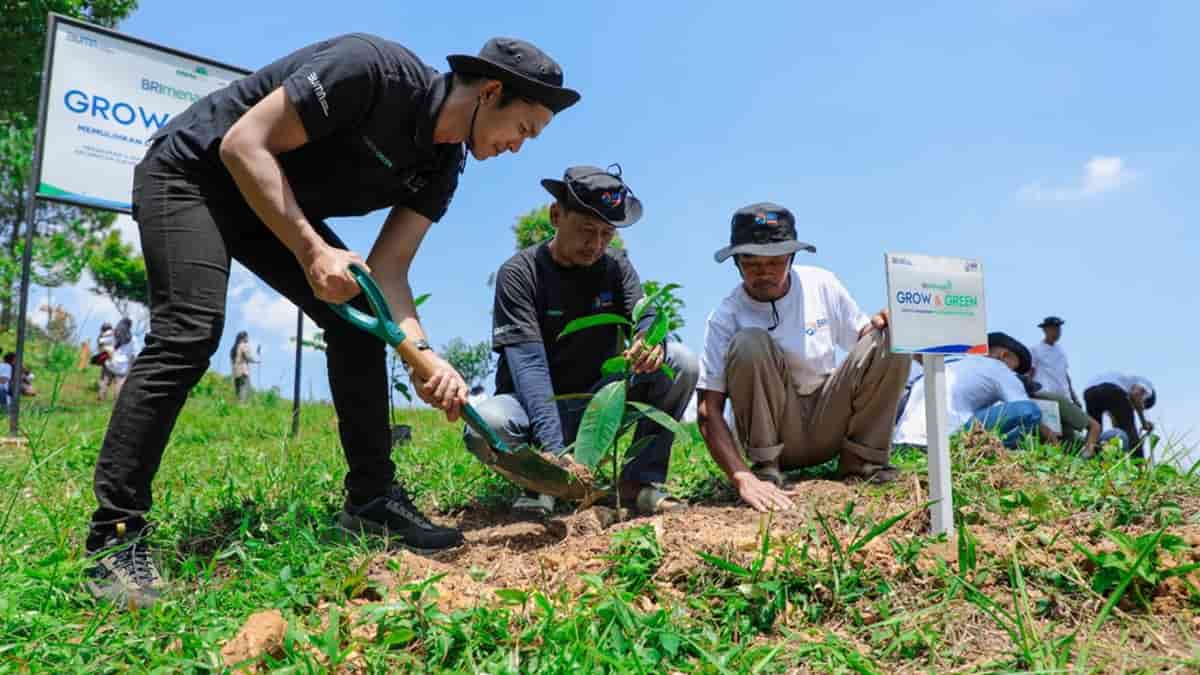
96, 322, 117, 401
1030, 316, 1080, 405
104, 318, 138, 399
895, 332, 1058, 449
1026, 316, 1100, 456
230, 331, 258, 404
0, 357, 11, 408
696, 202, 911, 513
1082, 372, 1156, 458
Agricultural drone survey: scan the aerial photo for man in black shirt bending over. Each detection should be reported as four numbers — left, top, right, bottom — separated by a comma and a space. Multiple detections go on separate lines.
466, 165, 699, 516
86, 35, 580, 608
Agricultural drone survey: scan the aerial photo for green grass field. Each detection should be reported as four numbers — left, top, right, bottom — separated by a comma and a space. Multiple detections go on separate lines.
1, 339, 1197, 673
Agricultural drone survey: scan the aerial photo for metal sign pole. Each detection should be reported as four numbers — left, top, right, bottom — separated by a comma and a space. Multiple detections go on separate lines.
924, 354, 954, 535
9, 13, 58, 438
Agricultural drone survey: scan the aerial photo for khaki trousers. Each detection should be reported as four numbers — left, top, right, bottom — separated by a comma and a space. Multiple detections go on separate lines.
724, 328, 910, 472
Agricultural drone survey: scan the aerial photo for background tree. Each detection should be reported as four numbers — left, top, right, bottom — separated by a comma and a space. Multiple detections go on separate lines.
0, 2, 140, 329
88, 230, 147, 317
440, 337, 494, 389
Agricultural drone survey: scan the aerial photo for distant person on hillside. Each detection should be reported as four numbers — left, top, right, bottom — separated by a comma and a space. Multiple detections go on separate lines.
83, 33, 582, 608
895, 332, 1058, 449
1030, 316, 1081, 405
3, 352, 36, 399
95, 322, 116, 401
695, 203, 910, 513
230, 331, 258, 403
1083, 372, 1156, 457
466, 165, 699, 518
103, 318, 137, 399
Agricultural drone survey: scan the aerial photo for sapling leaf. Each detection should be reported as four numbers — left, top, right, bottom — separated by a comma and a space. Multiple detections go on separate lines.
414, 293, 431, 308
575, 381, 626, 468
698, 551, 752, 579
645, 312, 670, 346
631, 283, 680, 325
557, 313, 632, 340
601, 356, 628, 377
661, 363, 677, 380
627, 401, 689, 439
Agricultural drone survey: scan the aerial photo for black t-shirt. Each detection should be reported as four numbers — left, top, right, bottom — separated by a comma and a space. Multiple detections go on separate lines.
492, 243, 648, 397
150, 33, 463, 222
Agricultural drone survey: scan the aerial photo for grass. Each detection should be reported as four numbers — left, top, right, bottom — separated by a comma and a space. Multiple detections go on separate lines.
0, 337, 1198, 673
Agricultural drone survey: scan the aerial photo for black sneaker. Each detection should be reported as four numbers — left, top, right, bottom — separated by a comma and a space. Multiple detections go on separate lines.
85, 523, 164, 609
337, 485, 463, 553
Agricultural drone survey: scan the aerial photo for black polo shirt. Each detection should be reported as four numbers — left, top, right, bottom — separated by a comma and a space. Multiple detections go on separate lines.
150, 33, 463, 222
492, 243, 649, 397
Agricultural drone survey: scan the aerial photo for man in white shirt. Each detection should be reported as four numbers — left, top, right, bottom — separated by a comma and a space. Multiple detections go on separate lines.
895, 332, 1053, 448
1082, 372, 1156, 457
1030, 316, 1079, 405
696, 203, 911, 512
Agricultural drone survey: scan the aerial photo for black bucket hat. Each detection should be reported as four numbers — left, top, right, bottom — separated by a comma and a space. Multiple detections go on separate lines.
541, 164, 643, 228
1038, 316, 1065, 328
988, 331, 1032, 375
714, 202, 816, 263
447, 37, 580, 114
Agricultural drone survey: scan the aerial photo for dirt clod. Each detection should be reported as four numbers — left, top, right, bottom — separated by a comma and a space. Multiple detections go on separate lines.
221, 609, 286, 671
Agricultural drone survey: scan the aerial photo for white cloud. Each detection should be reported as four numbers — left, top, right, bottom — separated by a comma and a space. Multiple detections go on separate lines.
1018, 155, 1135, 202
238, 287, 319, 351
113, 214, 140, 249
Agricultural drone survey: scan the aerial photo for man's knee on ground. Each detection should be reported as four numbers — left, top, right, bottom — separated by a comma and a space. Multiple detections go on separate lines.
462, 396, 521, 449
666, 342, 700, 384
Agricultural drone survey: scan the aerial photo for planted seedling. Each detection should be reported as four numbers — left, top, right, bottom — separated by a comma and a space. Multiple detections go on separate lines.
555, 283, 688, 515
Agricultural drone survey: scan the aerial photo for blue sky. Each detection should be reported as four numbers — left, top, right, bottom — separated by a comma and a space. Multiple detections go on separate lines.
43, 1, 1198, 451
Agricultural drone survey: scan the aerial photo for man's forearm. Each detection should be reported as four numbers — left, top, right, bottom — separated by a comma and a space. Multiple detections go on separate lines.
698, 407, 751, 481
220, 141, 324, 264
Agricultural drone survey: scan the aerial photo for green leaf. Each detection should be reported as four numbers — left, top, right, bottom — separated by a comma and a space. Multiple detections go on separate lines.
574, 381, 627, 467
557, 313, 633, 340
601, 356, 629, 377
660, 363, 677, 380
632, 283, 681, 324
494, 588, 528, 605
698, 551, 752, 579
645, 312, 671, 346
414, 293, 431, 308
847, 507, 914, 556
626, 402, 688, 439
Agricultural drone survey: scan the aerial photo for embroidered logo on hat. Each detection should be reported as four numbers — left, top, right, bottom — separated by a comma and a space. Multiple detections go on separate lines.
755, 212, 779, 226
600, 190, 624, 208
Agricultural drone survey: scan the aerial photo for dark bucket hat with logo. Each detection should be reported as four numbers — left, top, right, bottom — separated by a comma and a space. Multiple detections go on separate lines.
1037, 316, 1065, 328
988, 331, 1032, 375
541, 164, 643, 228
714, 202, 817, 263
448, 37, 580, 114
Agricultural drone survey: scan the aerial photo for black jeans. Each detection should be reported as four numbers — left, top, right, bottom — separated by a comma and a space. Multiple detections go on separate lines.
88, 145, 394, 549
1083, 383, 1141, 457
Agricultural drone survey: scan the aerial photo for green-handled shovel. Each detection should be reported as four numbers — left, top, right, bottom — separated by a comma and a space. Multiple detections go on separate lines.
328, 265, 603, 502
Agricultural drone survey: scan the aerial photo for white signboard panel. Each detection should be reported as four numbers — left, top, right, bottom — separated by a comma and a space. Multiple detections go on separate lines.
1033, 399, 1063, 435
36, 15, 247, 212
885, 252, 988, 356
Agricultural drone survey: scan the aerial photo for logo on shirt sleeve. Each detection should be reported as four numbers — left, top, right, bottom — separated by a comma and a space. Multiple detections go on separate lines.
592, 292, 614, 311
306, 71, 330, 117
805, 317, 828, 336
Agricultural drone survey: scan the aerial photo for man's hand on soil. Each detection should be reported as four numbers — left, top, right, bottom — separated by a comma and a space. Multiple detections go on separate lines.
303, 245, 368, 303
415, 354, 468, 421
732, 471, 794, 512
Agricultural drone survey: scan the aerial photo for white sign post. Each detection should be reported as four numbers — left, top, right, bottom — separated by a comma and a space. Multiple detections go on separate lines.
885, 252, 987, 536
10, 14, 249, 436
1033, 399, 1062, 435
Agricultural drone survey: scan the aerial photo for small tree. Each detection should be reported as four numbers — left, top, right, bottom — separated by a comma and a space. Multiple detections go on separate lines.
441, 337, 493, 389
88, 230, 148, 317
511, 204, 623, 251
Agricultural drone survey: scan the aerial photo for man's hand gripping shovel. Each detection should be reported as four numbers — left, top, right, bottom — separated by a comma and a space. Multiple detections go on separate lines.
328, 265, 605, 502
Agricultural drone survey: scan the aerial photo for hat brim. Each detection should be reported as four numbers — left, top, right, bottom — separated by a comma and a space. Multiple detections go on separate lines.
447, 55, 581, 114
1037, 320, 1064, 328
541, 178, 643, 228
714, 240, 816, 263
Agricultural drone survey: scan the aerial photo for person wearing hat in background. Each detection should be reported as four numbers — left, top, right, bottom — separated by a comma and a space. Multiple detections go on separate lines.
1030, 316, 1081, 406
84, 33, 580, 608
466, 166, 699, 516
695, 203, 910, 513
895, 332, 1057, 449
1082, 372, 1156, 457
